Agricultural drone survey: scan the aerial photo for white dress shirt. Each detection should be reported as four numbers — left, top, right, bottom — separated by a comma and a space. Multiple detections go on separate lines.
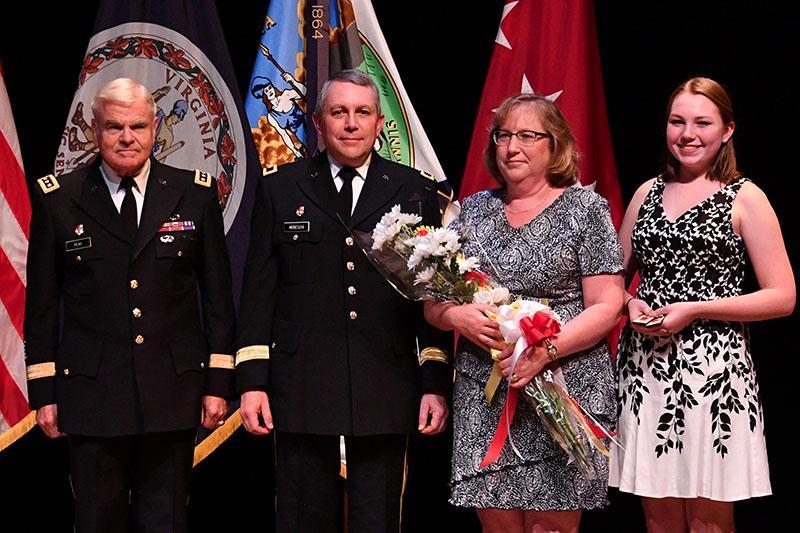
327, 154, 371, 215
100, 159, 151, 224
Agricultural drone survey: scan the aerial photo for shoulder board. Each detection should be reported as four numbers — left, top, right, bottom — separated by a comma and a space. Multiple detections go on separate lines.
263, 164, 278, 176
419, 170, 436, 182
37, 174, 60, 194
194, 169, 212, 188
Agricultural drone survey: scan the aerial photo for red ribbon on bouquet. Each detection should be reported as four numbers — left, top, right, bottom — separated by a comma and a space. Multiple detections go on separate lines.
479, 311, 561, 468
520, 313, 560, 345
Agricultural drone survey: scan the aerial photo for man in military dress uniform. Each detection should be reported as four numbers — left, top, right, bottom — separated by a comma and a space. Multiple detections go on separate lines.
235, 70, 451, 532
24, 78, 236, 532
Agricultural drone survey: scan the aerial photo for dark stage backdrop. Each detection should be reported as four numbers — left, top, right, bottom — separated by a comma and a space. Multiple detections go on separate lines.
1, 2, 797, 531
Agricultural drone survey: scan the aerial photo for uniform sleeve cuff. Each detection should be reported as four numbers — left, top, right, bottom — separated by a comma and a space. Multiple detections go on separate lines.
209, 353, 235, 369
418, 347, 448, 366
26, 362, 56, 380
235, 345, 270, 365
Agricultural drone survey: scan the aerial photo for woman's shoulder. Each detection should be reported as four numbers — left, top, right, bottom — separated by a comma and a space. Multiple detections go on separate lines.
460, 188, 503, 209
563, 184, 610, 210
637, 176, 660, 196
628, 176, 660, 207
732, 177, 770, 210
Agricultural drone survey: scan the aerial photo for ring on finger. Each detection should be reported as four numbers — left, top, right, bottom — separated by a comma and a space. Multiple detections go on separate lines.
511, 372, 519, 381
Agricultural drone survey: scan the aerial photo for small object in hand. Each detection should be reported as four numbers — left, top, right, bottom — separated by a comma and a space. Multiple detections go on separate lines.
632, 314, 665, 328
511, 372, 519, 381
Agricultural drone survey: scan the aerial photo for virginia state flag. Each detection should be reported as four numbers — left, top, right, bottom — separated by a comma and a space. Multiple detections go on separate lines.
54, 0, 262, 464
459, 0, 623, 227
245, 0, 310, 167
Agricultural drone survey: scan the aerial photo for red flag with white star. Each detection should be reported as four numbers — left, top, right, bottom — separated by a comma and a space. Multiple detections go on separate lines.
459, 0, 623, 227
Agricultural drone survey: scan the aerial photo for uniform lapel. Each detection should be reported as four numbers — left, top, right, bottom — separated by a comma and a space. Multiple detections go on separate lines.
73, 164, 132, 245
132, 160, 187, 260
350, 154, 402, 229
295, 152, 342, 224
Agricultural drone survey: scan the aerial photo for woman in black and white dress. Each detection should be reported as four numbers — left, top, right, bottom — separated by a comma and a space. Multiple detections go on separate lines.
610, 77, 795, 532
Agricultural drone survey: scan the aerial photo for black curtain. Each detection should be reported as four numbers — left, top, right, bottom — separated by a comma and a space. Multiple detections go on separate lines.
1, 2, 796, 530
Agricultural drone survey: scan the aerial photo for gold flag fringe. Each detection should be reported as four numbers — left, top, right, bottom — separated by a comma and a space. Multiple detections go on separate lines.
193, 409, 243, 467
0, 411, 36, 453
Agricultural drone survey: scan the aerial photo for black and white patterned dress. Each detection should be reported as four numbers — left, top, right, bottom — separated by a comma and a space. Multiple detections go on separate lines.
610, 177, 771, 501
449, 187, 623, 510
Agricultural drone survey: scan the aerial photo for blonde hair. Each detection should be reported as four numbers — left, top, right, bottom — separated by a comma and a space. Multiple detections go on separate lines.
484, 93, 579, 187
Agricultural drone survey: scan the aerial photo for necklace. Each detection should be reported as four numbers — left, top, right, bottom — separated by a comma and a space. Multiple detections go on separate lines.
503, 188, 553, 215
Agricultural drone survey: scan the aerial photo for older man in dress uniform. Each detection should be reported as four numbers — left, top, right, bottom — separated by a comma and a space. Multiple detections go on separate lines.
24, 78, 236, 532
235, 70, 451, 532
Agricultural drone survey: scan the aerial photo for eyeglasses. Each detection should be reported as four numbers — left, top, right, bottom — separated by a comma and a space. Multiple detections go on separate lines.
491, 129, 551, 146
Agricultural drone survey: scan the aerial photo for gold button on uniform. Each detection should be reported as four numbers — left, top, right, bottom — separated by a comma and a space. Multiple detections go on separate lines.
345, 236, 354, 246
200, 362, 205, 369
348, 286, 357, 295
75, 255, 82, 262
132, 308, 142, 318
346, 262, 355, 271
349, 311, 358, 320
130, 279, 139, 289
63, 368, 70, 376
292, 234, 299, 241
135, 335, 144, 345
177, 250, 183, 257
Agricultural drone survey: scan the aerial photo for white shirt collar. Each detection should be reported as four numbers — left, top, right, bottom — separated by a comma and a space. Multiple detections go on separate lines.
327, 153, 371, 181
100, 158, 151, 195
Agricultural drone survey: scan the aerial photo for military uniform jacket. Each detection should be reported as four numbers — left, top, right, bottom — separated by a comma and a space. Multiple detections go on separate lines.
236, 152, 450, 436
24, 159, 236, 437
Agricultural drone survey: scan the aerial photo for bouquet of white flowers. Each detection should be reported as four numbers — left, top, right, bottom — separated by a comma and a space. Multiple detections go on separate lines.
357, 204, 508, 305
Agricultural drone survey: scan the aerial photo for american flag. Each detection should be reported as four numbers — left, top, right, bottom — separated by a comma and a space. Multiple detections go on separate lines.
0, 66, 35, 451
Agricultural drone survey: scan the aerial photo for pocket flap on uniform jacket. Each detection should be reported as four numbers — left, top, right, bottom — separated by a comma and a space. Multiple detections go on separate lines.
170, 335, 207, 375
57, 338, 102, 378
64, 241, 103, 264
270, 318, 303, 354
155, 234, 197, 260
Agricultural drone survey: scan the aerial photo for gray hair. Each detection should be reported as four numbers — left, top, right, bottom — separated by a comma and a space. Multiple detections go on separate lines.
315, 69, 382, 116
91, 78, 157, 119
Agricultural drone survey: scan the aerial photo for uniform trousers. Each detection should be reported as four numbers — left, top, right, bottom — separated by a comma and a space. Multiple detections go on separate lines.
68, 429, 195, 533
275, 431, 407, 533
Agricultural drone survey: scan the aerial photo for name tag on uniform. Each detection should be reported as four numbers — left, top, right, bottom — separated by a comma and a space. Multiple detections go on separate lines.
65, 237, 92, 251
283, 221, 310, 233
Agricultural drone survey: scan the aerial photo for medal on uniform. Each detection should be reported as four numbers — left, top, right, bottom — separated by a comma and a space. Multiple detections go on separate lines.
74, 224, 84, 236
158, 220, 195, 232
160, 234, 175, 243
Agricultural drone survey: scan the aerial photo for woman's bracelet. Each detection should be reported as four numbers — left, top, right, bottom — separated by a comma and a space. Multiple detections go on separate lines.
624, 295, 636, 315
544, 338, 558, 362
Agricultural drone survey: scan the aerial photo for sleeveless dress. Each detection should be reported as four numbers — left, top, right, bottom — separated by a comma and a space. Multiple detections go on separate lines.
449, 187, 623, 510
610, 177, 772, 501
